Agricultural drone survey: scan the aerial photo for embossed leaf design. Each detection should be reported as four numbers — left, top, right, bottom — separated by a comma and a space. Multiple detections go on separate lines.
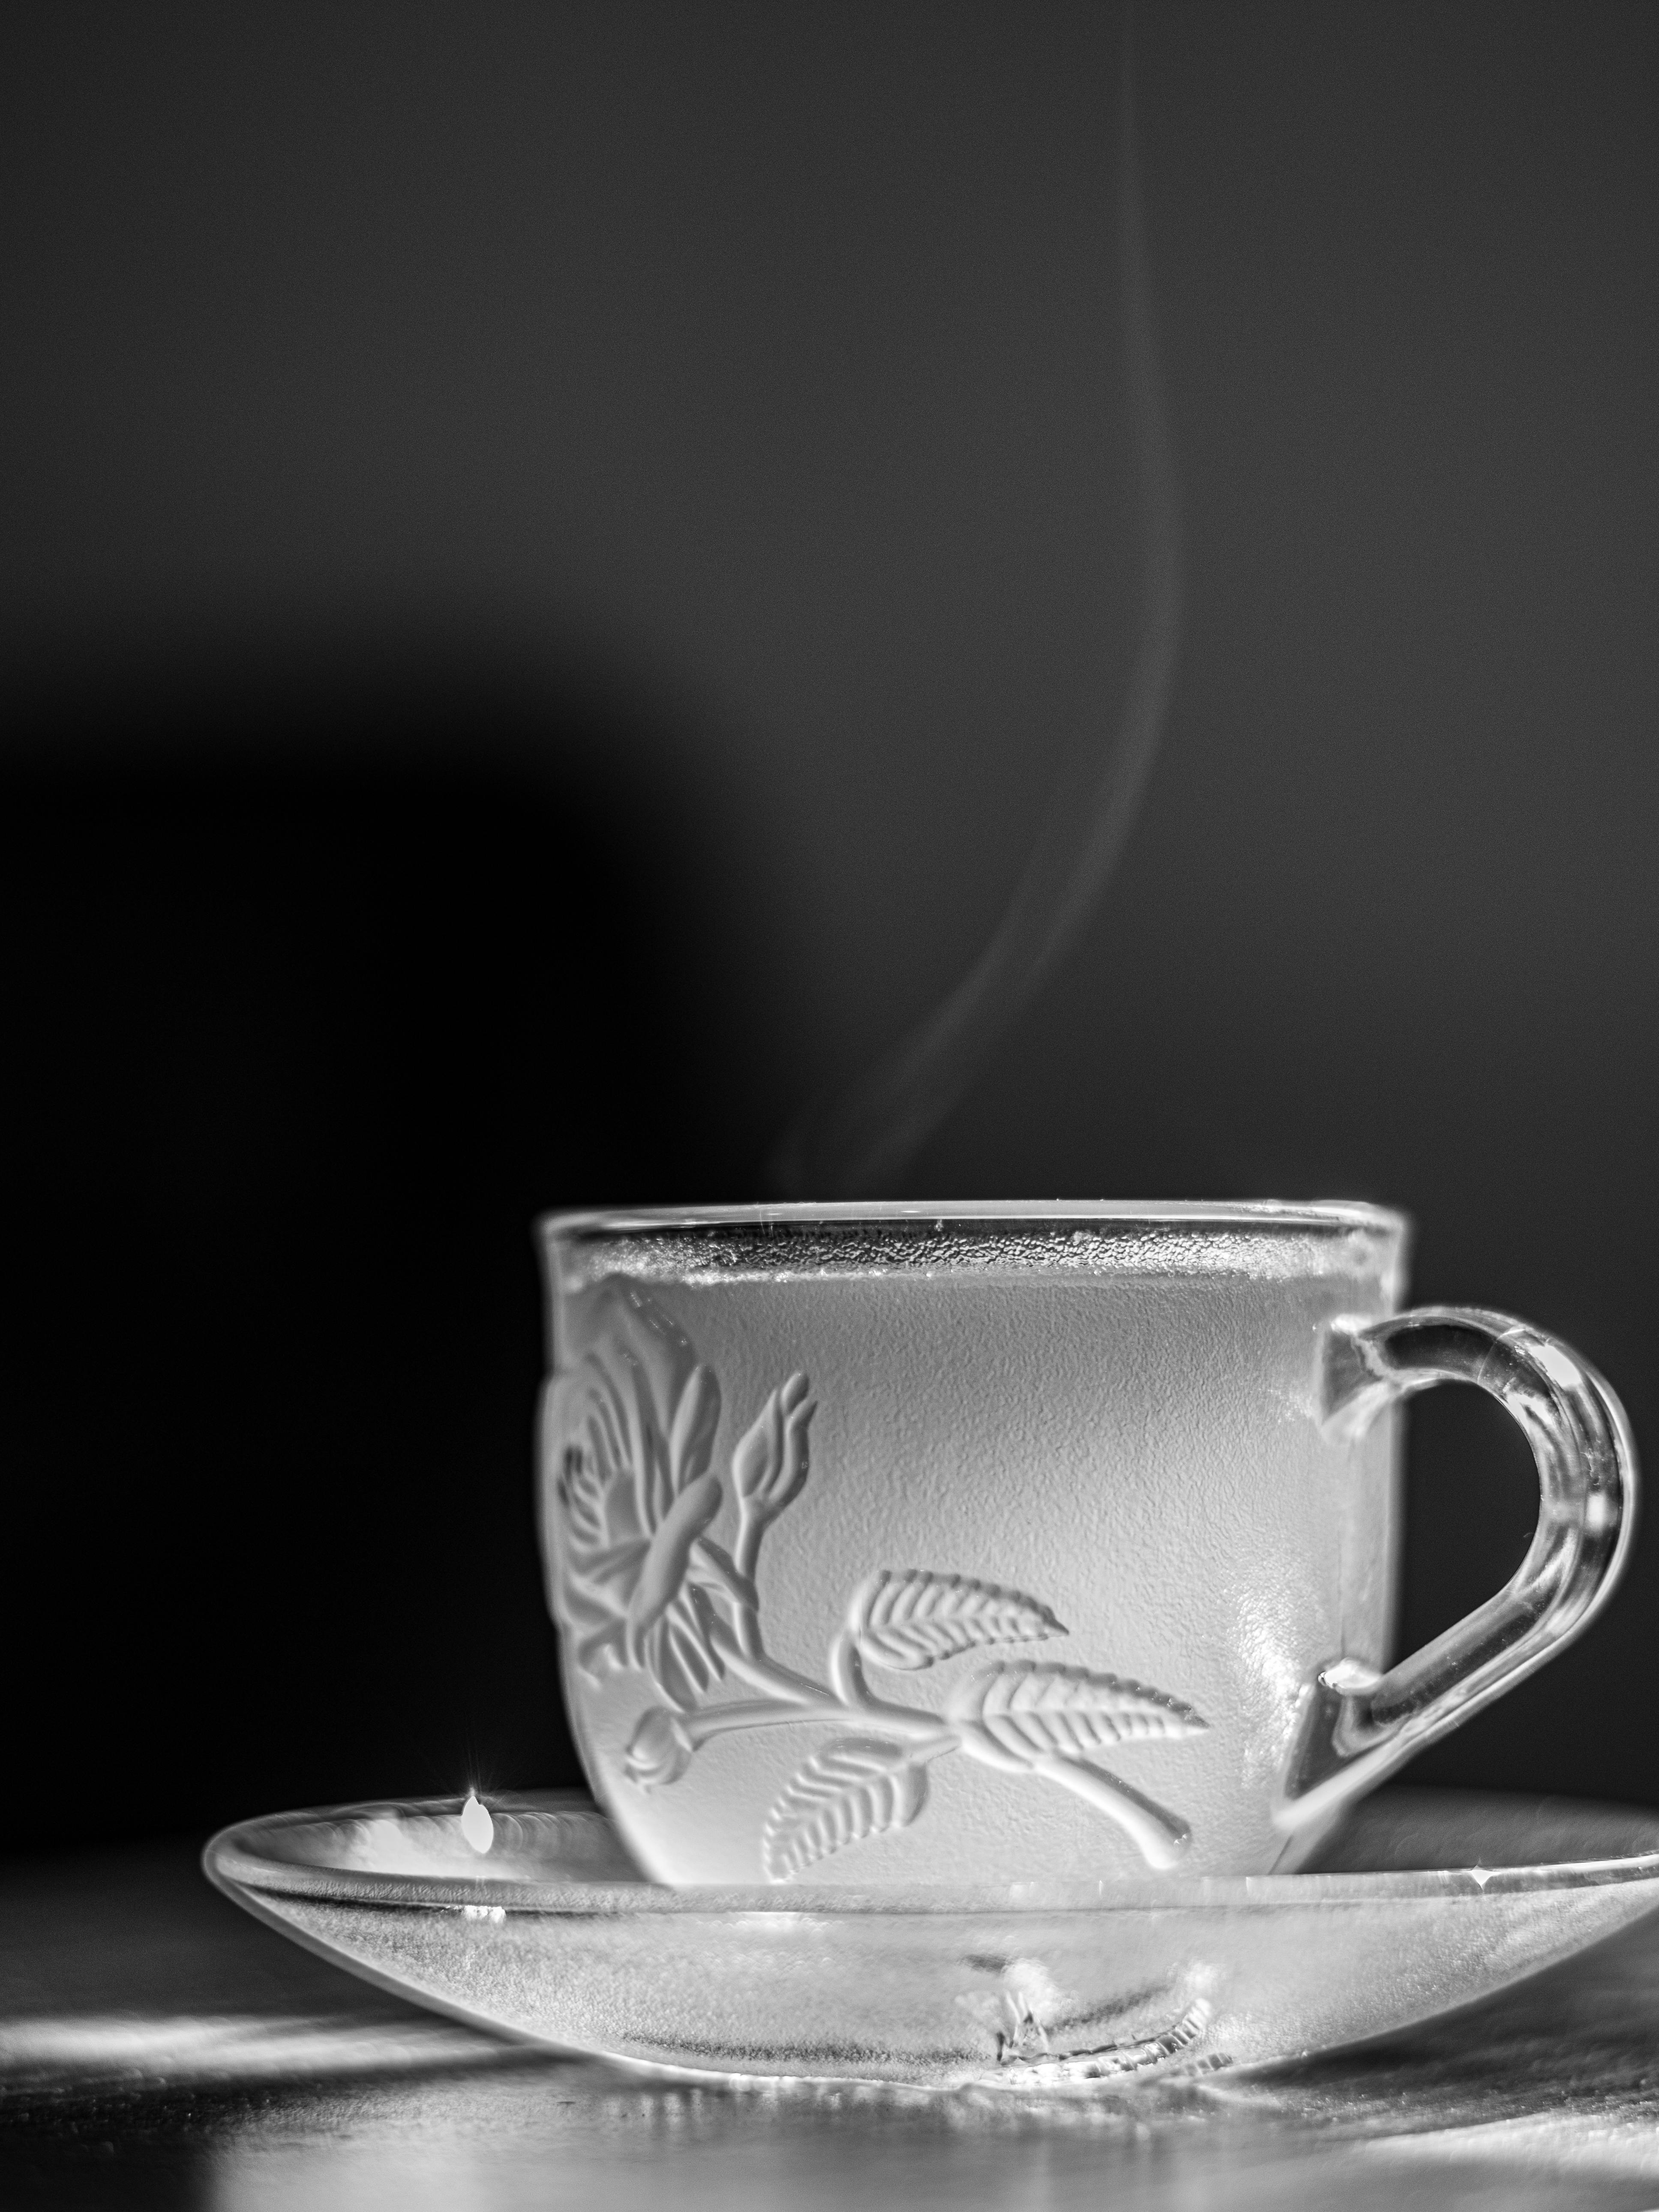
850, 1570, 1066, 1672
951, 1663, 1208, 1763
760, 1736, 928, 1881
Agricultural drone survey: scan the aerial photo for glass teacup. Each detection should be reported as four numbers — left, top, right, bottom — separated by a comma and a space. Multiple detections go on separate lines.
538, 1202, 1634, 1888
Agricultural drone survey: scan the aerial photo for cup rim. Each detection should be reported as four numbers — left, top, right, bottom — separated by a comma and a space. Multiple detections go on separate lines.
542, 1197, 1408, 1240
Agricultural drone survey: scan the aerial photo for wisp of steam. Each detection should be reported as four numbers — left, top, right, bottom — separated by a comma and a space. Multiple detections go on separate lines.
771, 35, 1182, 1199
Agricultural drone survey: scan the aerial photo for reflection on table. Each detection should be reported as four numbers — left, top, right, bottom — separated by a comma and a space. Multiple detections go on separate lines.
6, 1820, 1659, 2210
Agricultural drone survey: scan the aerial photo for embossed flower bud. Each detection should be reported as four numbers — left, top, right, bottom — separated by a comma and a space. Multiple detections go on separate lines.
731, 1372, 814, 1522
623, 1706, 696, 1789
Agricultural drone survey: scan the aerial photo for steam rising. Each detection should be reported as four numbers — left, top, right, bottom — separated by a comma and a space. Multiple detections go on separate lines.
772, 34, 1182, 1198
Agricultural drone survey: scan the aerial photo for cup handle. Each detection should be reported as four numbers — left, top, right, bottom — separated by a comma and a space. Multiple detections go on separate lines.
1275, 1305, 1638, 1834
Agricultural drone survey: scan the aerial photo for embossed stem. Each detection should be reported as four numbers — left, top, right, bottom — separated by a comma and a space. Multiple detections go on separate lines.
682, 1699, 959, 1768
703, 1618, 961, 1750
690, 1537, 762, 1659
825, 1629, 951, 1738
682, 1697, 845, 1746
728, 1517, 766, 1657
708, 1617, 828, 1708
826, 1628, 870, 1709
817, 1625, 968, 1743
1030, 1752, 1191, 1870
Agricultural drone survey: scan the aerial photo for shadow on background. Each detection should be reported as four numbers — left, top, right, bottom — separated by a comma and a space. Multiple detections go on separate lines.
1, 632, 784, 1846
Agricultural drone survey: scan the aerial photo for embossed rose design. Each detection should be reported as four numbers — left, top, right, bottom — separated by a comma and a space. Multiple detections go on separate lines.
731, 1372, 814, 1526
545, 1283, 1206, 1878
624, 1706, 696, 1789
543, 1286, 727, 1710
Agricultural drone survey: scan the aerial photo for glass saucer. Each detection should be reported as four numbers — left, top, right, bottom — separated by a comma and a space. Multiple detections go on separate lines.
204, 1788, 1659, 2093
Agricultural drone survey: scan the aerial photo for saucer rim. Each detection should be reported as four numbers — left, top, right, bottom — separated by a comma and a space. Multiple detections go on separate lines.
205, 1788, 1659, 1921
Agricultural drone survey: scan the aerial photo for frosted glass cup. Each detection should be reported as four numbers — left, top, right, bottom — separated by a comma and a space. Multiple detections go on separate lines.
537, 1203, 1635, 1889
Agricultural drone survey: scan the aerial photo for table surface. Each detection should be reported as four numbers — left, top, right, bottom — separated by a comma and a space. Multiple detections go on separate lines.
8, 1822, 1659, 2211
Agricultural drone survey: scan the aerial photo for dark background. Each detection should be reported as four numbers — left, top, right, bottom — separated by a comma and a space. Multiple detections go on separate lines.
3, 2, 1656, 1852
